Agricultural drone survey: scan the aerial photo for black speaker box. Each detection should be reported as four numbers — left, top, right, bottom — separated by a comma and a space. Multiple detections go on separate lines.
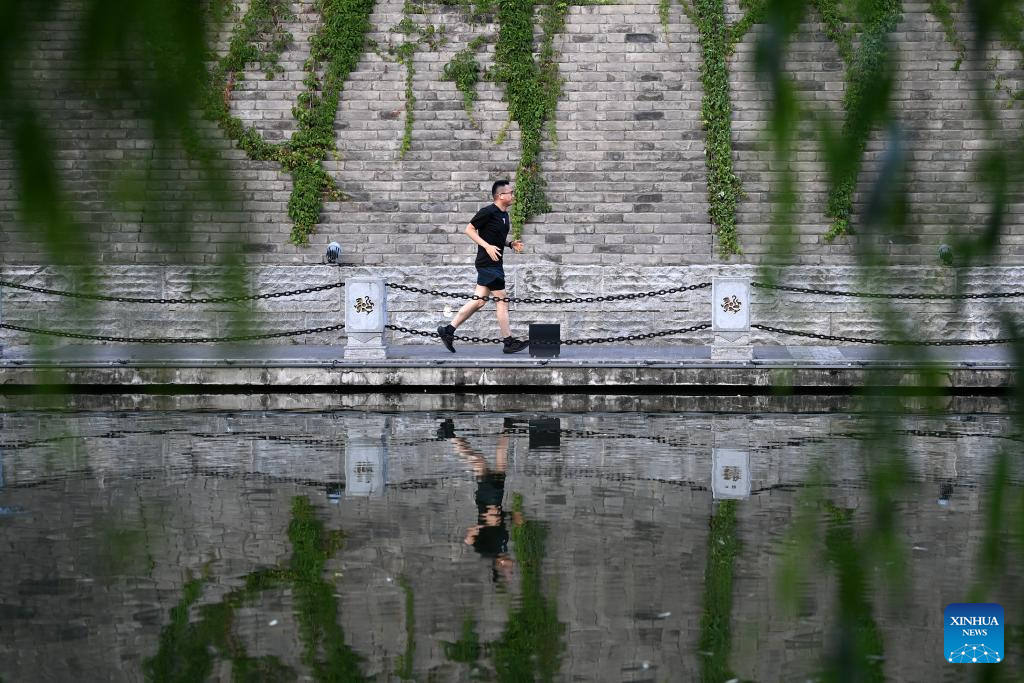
529, 323, 561, 358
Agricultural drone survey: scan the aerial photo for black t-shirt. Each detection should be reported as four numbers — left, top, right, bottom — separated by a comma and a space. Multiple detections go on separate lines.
472, 472, 508, 557
470, 204, 511, 268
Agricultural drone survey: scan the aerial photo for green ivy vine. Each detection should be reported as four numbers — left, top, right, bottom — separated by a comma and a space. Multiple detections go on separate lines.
927, 0, 965, 71
809, 0, 854, 64
442, 35, 492, 127
492, 0, 569, 239
993, 5, 1024, 107
384, 5, 448, 158
728, 0, 768, 50
660, 0, 673, 41
693, 0, 745, 256
204, 0, 375, 246
822, 0, 902, 241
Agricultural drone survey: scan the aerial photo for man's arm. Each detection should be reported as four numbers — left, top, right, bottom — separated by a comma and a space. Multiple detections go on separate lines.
465, 222, 501, 261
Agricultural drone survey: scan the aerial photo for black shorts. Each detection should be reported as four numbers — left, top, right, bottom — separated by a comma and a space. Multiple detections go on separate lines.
476, 266, 505, 291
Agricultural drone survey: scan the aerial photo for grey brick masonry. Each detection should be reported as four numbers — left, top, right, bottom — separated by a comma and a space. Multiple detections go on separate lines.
0, 1, 1022, 345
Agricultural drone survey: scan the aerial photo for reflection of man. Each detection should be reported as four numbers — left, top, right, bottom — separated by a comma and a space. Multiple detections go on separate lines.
440, 419, 523, 582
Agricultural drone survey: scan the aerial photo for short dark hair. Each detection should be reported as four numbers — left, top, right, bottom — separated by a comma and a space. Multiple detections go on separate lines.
491, 180, 510, 198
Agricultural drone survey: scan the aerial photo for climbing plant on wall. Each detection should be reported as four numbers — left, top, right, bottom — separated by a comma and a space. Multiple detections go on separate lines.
374, 3, 448, 158
490, 0, 570, 239
441, 1, 627, 239
441, 35, 493, 128
927, 0, 966, 71
204, 0, 375, 246
687, 0, 766, 257
821, 0, 902, 241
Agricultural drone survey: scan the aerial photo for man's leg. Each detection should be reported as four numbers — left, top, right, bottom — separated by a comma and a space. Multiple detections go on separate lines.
452, 285, 491, 328
491, 289, 528, 354
491, 289, 511, 338
438, 285, 490, 353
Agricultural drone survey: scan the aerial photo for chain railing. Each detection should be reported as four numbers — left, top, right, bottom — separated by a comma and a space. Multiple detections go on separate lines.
751, 324, 1013, 346
0, 278, 344, 304
2, 272, 1017, 350
0, 322, 345, 344
751, 282, 1024, 300
387, 323, 712, 345
386, 281, 710, 304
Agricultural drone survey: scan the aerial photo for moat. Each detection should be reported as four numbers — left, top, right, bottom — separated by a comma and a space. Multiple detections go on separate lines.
1, 399, 1020, 681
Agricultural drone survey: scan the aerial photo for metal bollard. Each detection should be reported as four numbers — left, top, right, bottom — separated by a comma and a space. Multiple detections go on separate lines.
344, 277, 388, 360
711, 276, 752, 361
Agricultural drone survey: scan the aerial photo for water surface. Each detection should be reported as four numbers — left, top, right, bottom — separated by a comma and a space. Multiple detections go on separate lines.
0, 405, 1020, 681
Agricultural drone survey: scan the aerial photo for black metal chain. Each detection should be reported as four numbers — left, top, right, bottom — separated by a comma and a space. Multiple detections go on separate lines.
751, 281, 1024, 300
385, 324, 505, 344
752, 324, 1014, 346
564, 323, 712, 345
385, 323, 712, 346
0, 322, 345, 344
386, 281, 711, 304
0, 279, 344, 304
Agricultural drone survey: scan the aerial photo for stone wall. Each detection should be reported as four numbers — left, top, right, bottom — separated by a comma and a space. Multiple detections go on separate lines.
1, 263, 1020, 348
1, 0, 1022, 269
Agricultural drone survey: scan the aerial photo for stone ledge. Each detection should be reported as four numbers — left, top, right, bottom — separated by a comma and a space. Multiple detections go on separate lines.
0, 344, 1014, 392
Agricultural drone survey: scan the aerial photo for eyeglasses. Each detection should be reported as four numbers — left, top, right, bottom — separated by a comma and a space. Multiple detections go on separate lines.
499, 191, 515, 196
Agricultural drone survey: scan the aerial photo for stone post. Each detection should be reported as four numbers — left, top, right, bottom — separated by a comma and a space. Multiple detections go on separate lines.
344, 417, 388, 497
344, 277, 388, 360
711, 276, 752, 361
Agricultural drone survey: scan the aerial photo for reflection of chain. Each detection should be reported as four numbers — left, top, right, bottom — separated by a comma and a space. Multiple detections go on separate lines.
0, 322, 345, 343
752, 324, 1012, 346
386, 281, 711, 304
752, 281, 1024, 300
0, 279, 344, 304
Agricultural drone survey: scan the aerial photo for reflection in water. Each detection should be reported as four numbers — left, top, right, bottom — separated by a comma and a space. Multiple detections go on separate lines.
698, 500, 739, 683
444, 490, 566, 682
344, 421, 387, 498
0, 407, 1021, 681
711, 449, 750, 500
821, 503, 885, 683
144, 496, 364, 682
445, 418, 516, 582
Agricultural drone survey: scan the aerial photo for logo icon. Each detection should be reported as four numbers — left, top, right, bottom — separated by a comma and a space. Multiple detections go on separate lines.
944, 603, 1003, 663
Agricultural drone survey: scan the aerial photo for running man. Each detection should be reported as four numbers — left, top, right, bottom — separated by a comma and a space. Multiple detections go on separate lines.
437, 180, 529, 354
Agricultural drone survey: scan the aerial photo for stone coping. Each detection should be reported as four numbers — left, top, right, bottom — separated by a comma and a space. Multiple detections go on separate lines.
0, 344, 1015, 392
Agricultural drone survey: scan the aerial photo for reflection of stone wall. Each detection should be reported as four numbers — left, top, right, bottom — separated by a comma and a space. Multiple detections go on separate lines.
0, 410, 1019, 681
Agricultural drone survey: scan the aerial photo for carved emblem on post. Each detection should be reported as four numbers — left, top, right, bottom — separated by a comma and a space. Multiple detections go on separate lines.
345, 278, 387, 360
354, 296, 375, 314
721, 295, 742, 314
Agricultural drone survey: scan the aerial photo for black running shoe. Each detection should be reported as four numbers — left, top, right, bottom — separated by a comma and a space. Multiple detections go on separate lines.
437, 325, 456, 353
502, 336, 529, 354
